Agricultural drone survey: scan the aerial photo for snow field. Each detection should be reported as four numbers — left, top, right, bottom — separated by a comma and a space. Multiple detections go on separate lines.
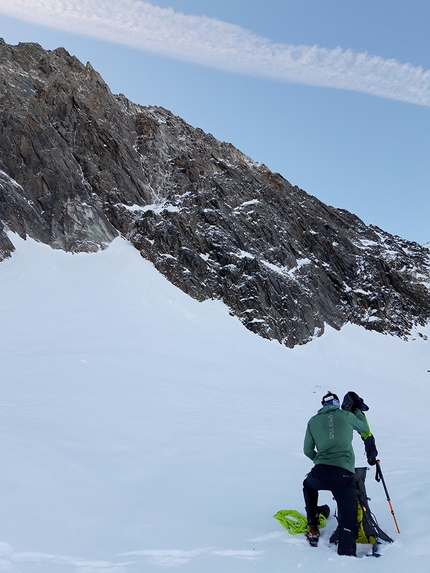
0, 234, 429, 572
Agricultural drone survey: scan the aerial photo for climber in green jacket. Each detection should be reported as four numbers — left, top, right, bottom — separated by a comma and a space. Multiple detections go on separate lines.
302, 391, 372, 556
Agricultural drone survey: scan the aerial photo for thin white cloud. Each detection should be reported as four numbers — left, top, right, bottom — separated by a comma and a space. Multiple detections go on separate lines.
1, 0, 429, 106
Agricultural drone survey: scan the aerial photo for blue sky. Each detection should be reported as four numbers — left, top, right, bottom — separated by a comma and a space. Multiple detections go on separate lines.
1, 0, 429, 244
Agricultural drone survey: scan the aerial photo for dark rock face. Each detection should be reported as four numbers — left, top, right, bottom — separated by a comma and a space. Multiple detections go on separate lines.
1, 39, 429, 346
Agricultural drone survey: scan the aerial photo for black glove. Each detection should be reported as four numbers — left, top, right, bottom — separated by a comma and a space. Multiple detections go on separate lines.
341, 391, 369, 412
364, 435, 378, 466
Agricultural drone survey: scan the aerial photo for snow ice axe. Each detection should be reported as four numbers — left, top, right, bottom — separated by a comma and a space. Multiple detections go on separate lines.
375, 460, 401, 534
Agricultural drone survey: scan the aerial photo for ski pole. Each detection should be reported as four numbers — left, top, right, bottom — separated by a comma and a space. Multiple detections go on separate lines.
375, 460, 400, 534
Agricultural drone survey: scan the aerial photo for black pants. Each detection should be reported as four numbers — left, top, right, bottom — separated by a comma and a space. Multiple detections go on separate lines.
303, 464, 358, 556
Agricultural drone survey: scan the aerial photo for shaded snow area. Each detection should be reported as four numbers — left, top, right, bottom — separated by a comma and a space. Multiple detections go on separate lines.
0, 234, 429, 573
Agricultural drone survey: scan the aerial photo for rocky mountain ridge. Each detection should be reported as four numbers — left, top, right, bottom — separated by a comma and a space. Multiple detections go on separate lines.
1, 39, 429, 346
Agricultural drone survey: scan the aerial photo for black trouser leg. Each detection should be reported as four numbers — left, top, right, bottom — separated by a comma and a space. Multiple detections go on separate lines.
303, 481, 319, 527
303, 469, 324, 527
332, 482, 359, 556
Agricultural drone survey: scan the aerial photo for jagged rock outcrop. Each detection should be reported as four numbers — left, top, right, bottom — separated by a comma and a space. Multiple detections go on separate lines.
1, 39, 429, 346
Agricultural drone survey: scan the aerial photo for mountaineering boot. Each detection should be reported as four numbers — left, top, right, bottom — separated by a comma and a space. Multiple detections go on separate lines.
306, 526, 320, 547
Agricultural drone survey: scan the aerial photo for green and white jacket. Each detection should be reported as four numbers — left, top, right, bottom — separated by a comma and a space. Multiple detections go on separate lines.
303, 405, 370, 474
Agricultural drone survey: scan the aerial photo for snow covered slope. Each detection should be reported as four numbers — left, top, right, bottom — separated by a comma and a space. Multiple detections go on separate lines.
0, 234, 429, 572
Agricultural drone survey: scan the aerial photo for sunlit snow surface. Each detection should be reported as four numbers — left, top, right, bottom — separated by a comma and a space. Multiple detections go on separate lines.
0, 234, 429, 572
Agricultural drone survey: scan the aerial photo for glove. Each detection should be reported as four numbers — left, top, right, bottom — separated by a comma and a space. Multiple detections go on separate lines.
341, 391, 369, 412
364, 435, 378, 466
